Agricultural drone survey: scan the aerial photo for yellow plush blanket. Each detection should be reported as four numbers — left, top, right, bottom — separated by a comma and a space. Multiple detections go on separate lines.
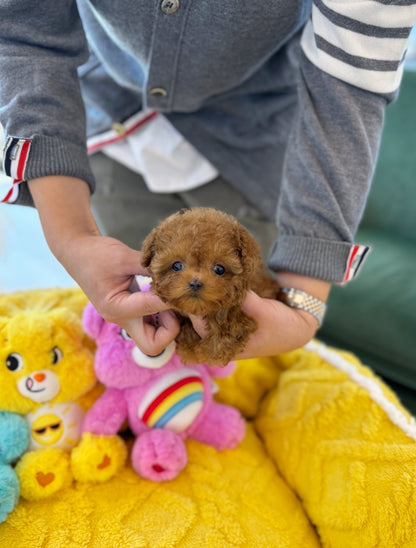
1, 288, 415, 547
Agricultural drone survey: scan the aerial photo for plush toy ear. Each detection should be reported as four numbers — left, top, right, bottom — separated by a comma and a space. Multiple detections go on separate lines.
48, 308, 84, 343
82, 303, 106, 340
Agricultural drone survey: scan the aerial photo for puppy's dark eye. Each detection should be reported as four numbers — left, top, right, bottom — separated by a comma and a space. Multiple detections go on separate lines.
213, 264, 225, 276
172, 261, 184, 272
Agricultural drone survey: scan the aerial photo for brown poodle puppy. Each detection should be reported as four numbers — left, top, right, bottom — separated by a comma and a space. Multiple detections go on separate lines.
141, 207, 279, 366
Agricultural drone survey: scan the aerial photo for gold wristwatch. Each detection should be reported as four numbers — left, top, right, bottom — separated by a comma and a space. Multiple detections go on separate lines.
277, 287, 327, 327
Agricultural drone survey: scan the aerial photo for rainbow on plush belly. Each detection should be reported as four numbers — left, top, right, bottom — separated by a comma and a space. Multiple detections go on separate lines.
138, 369, 204, 433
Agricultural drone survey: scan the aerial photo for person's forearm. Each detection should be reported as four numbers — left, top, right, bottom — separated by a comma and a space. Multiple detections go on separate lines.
28, 176, 101, 261
271, 54, 385, 284
28, 175, 179, 354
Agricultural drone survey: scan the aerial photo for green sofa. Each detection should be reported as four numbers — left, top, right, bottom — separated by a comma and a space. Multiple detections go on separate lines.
320, 69, 416, 414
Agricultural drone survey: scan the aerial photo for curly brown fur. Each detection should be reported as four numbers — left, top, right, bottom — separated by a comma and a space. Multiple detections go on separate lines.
141, 207, 279, 366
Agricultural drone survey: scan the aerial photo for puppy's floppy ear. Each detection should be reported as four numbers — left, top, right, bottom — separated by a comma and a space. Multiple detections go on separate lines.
141, 228, 159, 268
235, 225, 262, 276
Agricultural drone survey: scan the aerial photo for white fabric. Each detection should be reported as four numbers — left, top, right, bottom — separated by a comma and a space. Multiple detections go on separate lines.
101, 113, 218, 193
305, 340, 416, 438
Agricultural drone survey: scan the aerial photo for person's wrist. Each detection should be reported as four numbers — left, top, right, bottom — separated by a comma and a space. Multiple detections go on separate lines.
274, 271, 331, 301
276, 287, 327, 327
55, 230, 102, 271
274, 271, 331, 327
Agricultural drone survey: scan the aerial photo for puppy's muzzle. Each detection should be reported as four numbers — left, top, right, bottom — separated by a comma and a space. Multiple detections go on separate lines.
188, 279, 203, 293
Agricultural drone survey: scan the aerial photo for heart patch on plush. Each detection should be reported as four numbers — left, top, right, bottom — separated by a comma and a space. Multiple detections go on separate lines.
36, 471, 55, 487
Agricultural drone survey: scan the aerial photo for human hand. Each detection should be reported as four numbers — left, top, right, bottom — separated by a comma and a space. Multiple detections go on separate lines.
60, 233, 181, 355
189, 272, 331, 360
188, 290, 318, 360
237, 290, 319, 358
28, 175, 180, 355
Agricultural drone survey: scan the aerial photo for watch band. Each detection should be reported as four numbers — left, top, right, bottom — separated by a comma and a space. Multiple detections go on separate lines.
276, 287, 327, 327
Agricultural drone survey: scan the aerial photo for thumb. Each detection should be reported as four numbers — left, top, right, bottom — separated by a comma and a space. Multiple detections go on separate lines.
240, 290, 263, 317
188, 314, 209, 338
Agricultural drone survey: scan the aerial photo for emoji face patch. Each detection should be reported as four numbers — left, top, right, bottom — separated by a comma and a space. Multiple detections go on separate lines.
26, 402, 84, 451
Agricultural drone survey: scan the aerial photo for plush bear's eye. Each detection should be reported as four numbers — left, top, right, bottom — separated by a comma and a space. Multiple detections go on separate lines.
6, 353, 24, 372
172, 261, 184, 272
213, 264, 225, 276
120, 329, 132, 341
51, 347, 63, 364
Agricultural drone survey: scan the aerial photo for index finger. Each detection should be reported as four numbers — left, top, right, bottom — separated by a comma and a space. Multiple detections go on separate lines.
108, 289, 171, 322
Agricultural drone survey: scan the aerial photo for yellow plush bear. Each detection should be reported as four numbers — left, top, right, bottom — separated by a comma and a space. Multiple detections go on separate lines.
0, 288, 126, 503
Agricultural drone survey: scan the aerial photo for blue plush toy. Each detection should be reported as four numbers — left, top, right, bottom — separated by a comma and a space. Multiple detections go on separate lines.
0, 412, 30, 522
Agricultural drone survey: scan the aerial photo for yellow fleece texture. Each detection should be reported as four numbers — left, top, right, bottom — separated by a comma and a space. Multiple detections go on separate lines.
0, 288, 415, 547
255, 345, 416, 547
1, 425, 321, 548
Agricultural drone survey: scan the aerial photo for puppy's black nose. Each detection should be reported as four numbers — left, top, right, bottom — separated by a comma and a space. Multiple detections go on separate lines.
189, 279, 203, 292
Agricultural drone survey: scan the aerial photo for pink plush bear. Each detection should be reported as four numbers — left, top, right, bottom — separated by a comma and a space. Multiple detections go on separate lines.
81, 303, 246, 481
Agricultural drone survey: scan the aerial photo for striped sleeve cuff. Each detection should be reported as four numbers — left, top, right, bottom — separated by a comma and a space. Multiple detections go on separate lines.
267, 235, 370, 285
301, 0, 416, 94
1, 134, 95, 204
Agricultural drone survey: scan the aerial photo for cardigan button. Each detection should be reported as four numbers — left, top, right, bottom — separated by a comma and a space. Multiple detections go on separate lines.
150, 87, 168, 97
161, 0, 179, 14
112, 123, 126, 136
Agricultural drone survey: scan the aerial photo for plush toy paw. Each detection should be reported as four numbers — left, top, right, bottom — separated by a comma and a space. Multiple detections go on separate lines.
191, 403, 246, 450
131, 429, 187, 482
15, 448, 72, 500
71, 432, 128, 483
0, 465, 20, 523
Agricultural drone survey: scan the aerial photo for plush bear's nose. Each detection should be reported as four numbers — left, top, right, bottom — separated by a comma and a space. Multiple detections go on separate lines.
189, 279, 203, 292
34, 373, 46, 383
